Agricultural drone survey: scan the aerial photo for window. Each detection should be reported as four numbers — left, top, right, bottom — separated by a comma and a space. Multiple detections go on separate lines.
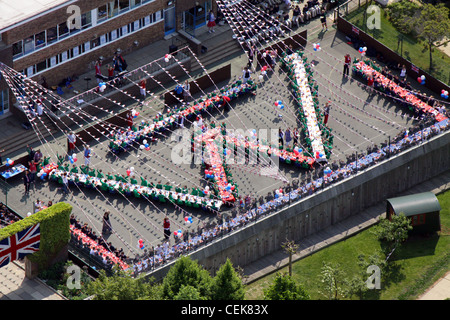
35, 31, 46, 49
12, 41, 23, 57
411, 214, 426, 226
130, 0, 141, 8
47, 27, 58, 44
23, 36, 34, 54
119, 0, 130, 12
26, 65, 36, 77
81, 11, 92, 30
98, 4, 108, 22
58, 22, 69, 39
36, 60, 47, 73
91, 37, 100, 49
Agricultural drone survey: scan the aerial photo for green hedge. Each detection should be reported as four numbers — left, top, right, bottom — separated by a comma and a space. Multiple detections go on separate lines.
0, 202, 72, 270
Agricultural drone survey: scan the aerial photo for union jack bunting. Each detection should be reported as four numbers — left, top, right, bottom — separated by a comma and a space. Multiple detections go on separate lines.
0, 223, 41, 268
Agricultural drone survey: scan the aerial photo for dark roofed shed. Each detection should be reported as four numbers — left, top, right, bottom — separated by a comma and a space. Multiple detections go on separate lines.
386, 192, 441, 234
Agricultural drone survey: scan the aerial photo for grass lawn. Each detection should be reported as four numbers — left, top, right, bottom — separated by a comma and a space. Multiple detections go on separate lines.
244, 189, 450, 300
344, 3, 450, 85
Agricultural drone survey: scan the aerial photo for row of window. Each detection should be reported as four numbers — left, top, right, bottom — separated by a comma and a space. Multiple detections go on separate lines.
12, 0, 155, 59
20, 11, 164, 78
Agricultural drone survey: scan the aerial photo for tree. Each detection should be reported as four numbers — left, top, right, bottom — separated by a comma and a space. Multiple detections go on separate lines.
371, 213, 412, 261
174, 285, 206, 300
281, 239, 299, 277
263, 272, 310, 300
319, 262, 346, 300
413, 3, 450, 71
386, 1, 420, 35
162, 256, 213, 300
86, 265, 161, 300
210, 258, 245, 300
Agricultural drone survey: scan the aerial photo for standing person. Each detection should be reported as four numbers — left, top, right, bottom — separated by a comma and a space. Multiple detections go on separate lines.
33, 149, 43, 166
163, 216, 171, 240
126, 110, 134, 129
320, 8, 327, 31
113, 52, 127, 75
247, 45, 255, 69
278, 128, 284, 149
102, 211, 112, 235
67, 131, 77, 155
293, 128, 299, 146
83, 145, 92, 167
343, 53, 351, 77
323, 101, 331, 125
95, 59, 102, 83
108, 64, 115, 80
285, 128, 292, 149
360, 47, 366, 60
61, 172, 69, 194
292, 5, 301, 28
367, 72, 374, 95
26, 145, 36, 162
207, 10, 216, 33
28, 160, 37, 187
242, 66, 251, 83
139, 78, 147, 98
174, 84, 183, 100
399, 65, 407, 82
23, 170, 31, 195
182, 80, 191, 102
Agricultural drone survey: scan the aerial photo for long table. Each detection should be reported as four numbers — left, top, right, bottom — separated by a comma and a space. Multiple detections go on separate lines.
353, 60, 448, 122
49, 169, 222, 211
283, 52, 327, 162
1, 164, 27, 180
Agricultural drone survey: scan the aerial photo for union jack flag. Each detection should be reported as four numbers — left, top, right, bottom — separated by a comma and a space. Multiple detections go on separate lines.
411, 64, 419, 73
0, 223, 40, 268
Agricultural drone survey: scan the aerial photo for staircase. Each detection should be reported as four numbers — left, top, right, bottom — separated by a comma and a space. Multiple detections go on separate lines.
0, 110, 59, 159
187, 28, 244, 74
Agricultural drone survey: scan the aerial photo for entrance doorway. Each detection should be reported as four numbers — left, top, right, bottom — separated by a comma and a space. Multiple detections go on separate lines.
183, 0, 211, 37
164, 6, 176, 36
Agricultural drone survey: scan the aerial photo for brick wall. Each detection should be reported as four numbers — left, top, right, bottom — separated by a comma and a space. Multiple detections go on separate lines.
4, 1, 166, 85
26, 22, 164, 86
3, 0, 164, 44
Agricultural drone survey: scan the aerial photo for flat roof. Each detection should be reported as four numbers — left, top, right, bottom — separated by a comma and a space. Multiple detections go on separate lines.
0, 0, 73, 33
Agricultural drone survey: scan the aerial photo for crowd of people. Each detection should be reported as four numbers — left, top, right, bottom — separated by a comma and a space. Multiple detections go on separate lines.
0, 203, 20, 229
130, 108, 449, 275
69, 213, 130, 271
236, 0, 325, 48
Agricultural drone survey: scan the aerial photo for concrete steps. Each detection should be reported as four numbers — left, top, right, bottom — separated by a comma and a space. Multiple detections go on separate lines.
190, 31, 244, 73
0, 114, 58, 158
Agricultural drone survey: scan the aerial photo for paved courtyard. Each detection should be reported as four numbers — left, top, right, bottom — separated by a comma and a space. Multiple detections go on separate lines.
1, 23, 440, 267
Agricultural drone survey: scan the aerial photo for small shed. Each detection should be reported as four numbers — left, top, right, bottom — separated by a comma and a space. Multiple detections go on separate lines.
386, 192, 441, 234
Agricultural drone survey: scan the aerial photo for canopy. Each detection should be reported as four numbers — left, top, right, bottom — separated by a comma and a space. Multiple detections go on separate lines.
387, 192, 441, 217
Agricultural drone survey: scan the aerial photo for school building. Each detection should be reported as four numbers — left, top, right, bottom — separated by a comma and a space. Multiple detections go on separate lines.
0, 0, 217, 118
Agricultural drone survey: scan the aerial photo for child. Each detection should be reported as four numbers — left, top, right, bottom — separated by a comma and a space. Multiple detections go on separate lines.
207, 10, 216, 33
